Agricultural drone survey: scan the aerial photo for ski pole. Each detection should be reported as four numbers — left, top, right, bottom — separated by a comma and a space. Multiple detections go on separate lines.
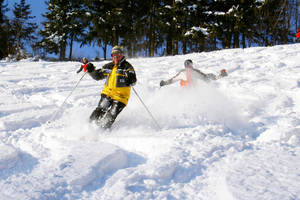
132, 87, 161, 130
48, 72, 87, 123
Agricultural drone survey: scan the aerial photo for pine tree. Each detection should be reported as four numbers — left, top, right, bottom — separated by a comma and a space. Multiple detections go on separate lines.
0, 0, 10, 59
122, 0, 163, 57
204, 0, 263, 49
117, 0, 149, 57
159, 0, 176, 56
184, 0, 210, 52
254, 0, 290, 46
39, 0, 86, 60
11, 0, 38, 60
66, 0, 87, 60
84, 0, 116, 60
34, 0, 298, 58
144, 0, 164, 56
39, 0, 67, 60
85, 0, 166, 58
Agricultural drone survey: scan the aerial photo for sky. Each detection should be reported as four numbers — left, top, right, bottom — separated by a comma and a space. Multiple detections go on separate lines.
5, 0, 103, 59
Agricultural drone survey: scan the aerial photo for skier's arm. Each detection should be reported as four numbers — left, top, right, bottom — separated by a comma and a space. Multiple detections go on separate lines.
206, 73, 217, 80
160, 70, 185, 86
76, 66, 83, 73
194, 68, 227, 81
125, 65, 137, 86
192, 68, 211, 81
86, 63, 105, 80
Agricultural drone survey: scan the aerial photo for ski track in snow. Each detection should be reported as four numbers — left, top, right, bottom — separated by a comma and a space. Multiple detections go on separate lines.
1, 44, 300, 199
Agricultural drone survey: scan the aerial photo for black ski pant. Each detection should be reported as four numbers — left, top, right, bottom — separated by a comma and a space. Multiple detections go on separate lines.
90, 94, 126, 128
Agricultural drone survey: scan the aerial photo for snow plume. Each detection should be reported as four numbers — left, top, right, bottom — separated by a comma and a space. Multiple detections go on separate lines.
147, 81, 249, 134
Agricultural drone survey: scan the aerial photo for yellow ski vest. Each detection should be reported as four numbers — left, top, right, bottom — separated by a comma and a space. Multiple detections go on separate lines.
101, 65, 131, 105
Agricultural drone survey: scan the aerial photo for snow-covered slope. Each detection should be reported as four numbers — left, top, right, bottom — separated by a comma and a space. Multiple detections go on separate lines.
0, 44, 300, 200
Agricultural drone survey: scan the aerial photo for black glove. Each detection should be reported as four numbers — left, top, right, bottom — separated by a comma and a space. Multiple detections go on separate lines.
76, 66, 83, 73
86, 63, 95, 73
160, 80, 167, 87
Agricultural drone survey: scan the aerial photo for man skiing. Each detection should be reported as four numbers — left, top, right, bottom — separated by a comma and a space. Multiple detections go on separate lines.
86, 46, 137, 129
296, 28, 300, 43
159, 59, 227, 87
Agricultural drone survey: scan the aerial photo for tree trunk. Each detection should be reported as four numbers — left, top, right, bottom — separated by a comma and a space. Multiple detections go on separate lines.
148, 1, 155, 57
183, 38, 187, 54
102, 43, 107, 60
112, 26, 118, 46
59, 43, 66, 61
166, 33, 172, 56
200, 37, 205, 52
174, 39, 178, 55
242, 33, 246, 48
148, 25, 154, 57
234, 31, 240, 48
68, 35, 73, 61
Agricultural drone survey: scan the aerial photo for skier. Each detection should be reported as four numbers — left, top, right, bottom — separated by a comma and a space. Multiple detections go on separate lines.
85, 46, 137, 129
77, 57, 92, 73
159, 59, 227, 87
296, 28, 300, 43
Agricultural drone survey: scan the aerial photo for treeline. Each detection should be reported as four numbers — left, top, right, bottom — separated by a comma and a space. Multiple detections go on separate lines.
0, 0, 299, 61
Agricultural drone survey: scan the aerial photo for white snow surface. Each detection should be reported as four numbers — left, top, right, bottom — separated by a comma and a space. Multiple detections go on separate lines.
1, 44, 300, 199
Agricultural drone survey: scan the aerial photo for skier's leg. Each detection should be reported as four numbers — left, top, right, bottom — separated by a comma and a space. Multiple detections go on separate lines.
89, 94, 112, 122
101, 100, 126, 129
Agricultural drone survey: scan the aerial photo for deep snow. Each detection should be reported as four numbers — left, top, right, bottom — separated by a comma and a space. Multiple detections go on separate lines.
0, 44, 300, 200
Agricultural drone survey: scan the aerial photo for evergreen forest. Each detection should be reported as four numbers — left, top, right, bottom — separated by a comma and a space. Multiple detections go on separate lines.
0, 0, 299, 60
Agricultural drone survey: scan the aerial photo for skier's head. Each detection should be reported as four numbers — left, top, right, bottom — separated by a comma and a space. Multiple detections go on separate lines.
184, 59, 193, 68
81, 57, 88, 64
111, 45, 124, 64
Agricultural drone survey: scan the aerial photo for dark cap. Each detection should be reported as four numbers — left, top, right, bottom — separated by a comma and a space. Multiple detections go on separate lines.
184, 59, 193, 67
111, 46, 124, 55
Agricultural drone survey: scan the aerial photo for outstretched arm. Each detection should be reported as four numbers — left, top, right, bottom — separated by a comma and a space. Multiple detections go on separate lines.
76, 66, 83, 73
160, 70, 186, 86
86, 63, 106, 80
193, 68, 227, 81
192, 68, 213, 81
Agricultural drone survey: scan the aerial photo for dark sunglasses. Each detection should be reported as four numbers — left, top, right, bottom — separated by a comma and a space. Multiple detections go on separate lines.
111, 53, 122, 57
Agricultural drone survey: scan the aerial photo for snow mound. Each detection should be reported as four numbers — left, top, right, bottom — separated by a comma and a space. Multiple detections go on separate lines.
225, 144, 300, 199
59, 142, 131, 191
0, 143, 19, 170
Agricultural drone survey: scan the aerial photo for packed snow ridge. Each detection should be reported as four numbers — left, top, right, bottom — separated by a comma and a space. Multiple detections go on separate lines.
1, 44, 300, 200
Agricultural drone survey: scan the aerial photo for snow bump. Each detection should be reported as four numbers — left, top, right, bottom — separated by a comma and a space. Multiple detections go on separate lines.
60, 142, 131, 191
0, 143, 19, 170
